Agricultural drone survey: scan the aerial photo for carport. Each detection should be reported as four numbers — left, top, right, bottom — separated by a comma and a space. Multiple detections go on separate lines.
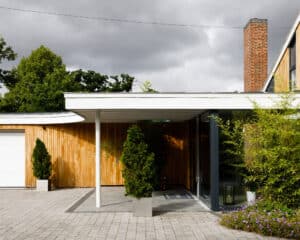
64, 92, 300, 211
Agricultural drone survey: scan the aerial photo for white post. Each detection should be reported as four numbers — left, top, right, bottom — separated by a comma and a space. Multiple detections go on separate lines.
196, 116, 200, 198
95, 111, 101, 208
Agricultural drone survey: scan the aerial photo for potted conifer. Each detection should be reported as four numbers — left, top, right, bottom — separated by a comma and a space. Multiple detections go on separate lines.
32, 138, 52, 191
121, 125, 155, 217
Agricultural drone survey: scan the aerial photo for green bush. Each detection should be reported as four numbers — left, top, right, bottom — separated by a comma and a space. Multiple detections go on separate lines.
246, 95, 300, 208
32, 138, 51, 179
220, 200, 300, 239
120, 125, 155, 198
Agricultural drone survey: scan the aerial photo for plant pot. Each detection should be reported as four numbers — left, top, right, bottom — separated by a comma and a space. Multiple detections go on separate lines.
36, 179, 50, 192
246, 191, 256, 205
133, 197, 152, 217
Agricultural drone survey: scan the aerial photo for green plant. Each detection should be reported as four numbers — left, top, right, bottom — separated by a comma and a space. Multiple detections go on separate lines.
216, 117, 245, 176
140, 80, 158, 93
32, 138, 51, 179
220, 200, 300, 239
120, 125, 155, 198
246, 95, 300, 208
215, 112, 255, 191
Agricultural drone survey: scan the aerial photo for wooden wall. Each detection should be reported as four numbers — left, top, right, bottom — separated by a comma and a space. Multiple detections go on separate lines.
274, 49, 290, 92
161, 123, 192, 190
273, 23, 300, 92
0, 122, 193, 189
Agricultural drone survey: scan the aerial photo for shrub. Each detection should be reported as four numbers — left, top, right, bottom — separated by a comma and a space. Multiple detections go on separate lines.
120, 125, 155, 198
220, 200, 300, 239
32, 138, 51, 179
246, 95, 300, 208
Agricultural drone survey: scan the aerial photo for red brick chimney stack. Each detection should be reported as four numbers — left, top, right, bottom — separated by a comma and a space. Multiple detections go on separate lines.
244, 18, 268, 92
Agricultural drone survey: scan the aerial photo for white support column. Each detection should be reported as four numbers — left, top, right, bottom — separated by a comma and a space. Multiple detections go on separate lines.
195, 116, 200, 198
95, 111, 101, 208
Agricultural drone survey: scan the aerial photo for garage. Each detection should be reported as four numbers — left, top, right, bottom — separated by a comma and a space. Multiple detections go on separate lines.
0, 131, 25, 187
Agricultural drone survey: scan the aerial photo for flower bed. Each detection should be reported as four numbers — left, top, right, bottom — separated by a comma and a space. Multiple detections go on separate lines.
220, 200, 300, 239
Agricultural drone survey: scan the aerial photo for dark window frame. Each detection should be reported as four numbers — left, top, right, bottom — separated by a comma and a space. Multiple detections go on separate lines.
266, 77, 274, 93
289, 35, 296, 90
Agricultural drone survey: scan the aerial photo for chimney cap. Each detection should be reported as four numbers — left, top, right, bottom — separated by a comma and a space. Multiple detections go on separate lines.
244, 18, 268, 29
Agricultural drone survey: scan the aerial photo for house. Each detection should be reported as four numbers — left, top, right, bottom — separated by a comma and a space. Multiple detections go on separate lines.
0, 14, 300, 211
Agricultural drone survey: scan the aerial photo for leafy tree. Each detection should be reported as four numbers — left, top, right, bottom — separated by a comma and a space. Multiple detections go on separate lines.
216, 111, 255, 189
0, 36, 17, 88
0, 45, 80, 112
120, 125, 155, 198
108, 74, 134, 92
32, 138, 51, 180
0, 45, 135, 112
70, 70, 134, 92
246, 95, 300, 208
140, 80, 158, 93
216, 116, 246, 179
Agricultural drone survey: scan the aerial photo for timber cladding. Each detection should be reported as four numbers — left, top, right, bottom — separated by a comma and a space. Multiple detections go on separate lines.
274, 49, 290, 92
0, 122, 192, 189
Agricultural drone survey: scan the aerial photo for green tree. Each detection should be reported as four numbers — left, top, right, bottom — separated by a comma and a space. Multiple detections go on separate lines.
140, 80, 158, 93
0, 46, 135, 112
246, 95, 300, 208
0, 36, 17, 88
70, 70, 134, 92
120, 125, 155, 198
216, 116, 246, 179
0, 45, 80, 112
32, 138, 51, 180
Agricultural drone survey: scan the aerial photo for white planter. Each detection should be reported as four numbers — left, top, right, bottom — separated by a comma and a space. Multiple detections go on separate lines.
246, 191, 256, 205
133, 197, 152, 217
36, 179, 49, 192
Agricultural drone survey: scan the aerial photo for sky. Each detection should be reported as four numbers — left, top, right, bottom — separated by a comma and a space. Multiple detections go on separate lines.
0, 0, 299, 93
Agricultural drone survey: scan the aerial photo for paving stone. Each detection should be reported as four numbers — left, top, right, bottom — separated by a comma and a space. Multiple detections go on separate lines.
0, 189, 283, 240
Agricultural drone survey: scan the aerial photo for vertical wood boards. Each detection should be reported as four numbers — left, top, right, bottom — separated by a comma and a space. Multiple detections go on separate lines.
0, 122, 193, 189
274, 49, 290, 92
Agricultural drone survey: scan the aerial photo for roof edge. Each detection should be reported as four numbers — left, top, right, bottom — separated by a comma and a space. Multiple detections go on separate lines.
0, 111, 85, 125
263, 12, 300, 92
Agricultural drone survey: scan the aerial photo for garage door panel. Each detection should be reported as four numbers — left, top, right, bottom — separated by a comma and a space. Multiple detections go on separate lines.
0, 131, 25, 187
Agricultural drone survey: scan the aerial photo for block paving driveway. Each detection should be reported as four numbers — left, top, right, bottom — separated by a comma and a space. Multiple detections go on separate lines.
0, 189, 283, 240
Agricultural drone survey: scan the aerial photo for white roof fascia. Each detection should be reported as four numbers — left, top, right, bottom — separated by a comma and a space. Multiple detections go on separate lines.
0, 111, 84, 125
64, 93, 300, 110
263, 12, 300, 92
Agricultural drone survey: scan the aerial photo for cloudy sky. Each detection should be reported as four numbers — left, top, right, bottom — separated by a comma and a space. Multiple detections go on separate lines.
0, 0, 299, 93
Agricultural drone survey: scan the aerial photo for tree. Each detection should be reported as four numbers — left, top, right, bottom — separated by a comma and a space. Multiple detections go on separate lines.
246, 95, 300, 208
0, 45, 80, 112
70, 70, 134, 92
140, 80, 158, 93
216, 116, 246, 180
0, 45, 135, 112
216, 111, 254, 188
32, 138, 51, 180
120, 125, 155, 198
0, 36, 17, 87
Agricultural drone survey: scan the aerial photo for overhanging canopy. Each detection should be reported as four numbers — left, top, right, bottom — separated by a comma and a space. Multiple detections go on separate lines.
64, 93, 300, 122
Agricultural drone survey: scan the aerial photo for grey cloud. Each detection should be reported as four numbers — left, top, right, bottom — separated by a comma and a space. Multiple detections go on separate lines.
0, 0, 299, 93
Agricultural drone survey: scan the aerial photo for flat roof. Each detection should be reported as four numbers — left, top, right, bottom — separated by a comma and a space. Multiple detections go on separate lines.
64, 92, 300, 122
0, 112, 84, 125
64, 92, 300, 110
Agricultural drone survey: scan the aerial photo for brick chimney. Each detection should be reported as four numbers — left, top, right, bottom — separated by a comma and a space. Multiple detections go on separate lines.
244, 18, 268, 92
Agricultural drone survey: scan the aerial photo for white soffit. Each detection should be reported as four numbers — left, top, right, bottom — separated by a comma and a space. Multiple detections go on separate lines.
0, 112, 84, 125
64, 93, 300, 110
263, 12, 300, 91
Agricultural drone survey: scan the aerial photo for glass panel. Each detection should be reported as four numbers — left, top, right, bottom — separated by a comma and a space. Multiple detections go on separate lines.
290, 69, 296, 90
266, 77, 274, 93
290, 41, 296, 69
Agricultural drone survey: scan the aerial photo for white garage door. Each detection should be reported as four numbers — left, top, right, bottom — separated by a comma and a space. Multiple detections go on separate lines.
0, 131, 25, 187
